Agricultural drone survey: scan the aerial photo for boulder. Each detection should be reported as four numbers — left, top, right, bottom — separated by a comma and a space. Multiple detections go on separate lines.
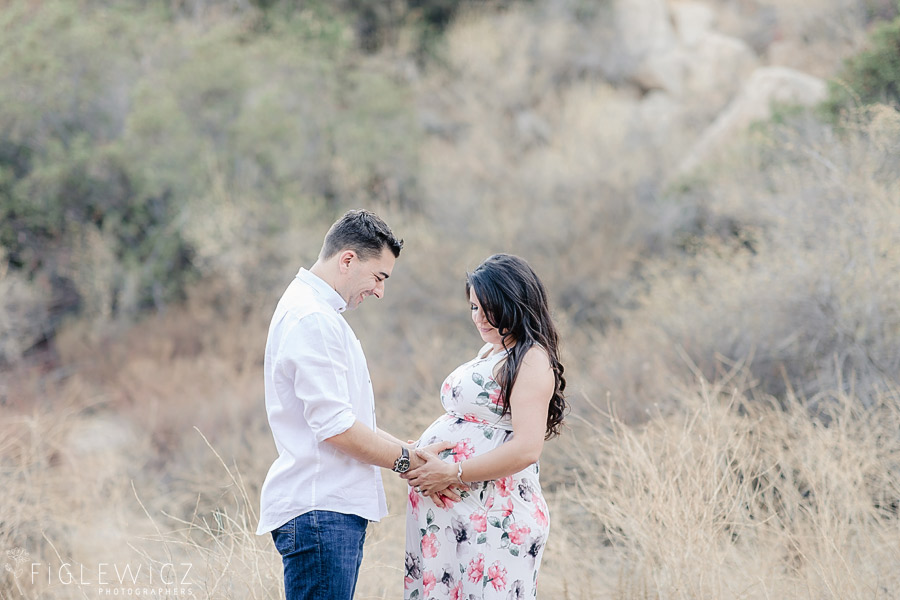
616, 0, 681, 93
683, 32, 758, 112
623, 0, 756, 102
633, 49, 687, 95
670, 1, 716, 47
677, 67, 828, 174
614, 0, 676, 60
632, 31, 757, 104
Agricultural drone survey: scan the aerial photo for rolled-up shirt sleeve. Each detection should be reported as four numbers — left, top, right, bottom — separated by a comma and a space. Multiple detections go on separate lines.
276, 312, 357, 442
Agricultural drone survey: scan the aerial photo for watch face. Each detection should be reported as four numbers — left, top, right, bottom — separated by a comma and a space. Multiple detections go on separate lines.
395, 457, 411, 473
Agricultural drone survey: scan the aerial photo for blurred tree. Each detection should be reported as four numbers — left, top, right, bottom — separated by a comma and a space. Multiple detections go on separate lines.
249, 0, 522, 53
0, 0, 421, 361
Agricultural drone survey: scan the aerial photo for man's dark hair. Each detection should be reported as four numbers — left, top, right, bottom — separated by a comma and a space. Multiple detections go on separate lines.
320, 209, 403, 261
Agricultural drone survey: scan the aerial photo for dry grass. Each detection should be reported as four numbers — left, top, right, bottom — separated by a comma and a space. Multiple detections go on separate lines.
4, 322, 899, 598
574, 374, 900, 599
3, 1, 900, 599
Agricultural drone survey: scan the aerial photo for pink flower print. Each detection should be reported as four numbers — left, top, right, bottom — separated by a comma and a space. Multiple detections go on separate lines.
487, 560, 508, 591
421, 532, 440, 558
531, 496, 550, 527
423, 570, 437, 595
450, 580, 464, 600
496, 476, 514, 497
469, 511, 487, 533
466, 554, 484, 583
488, 387, 503, 407
507, 523, 531, 545
442, 381, 452, 396
485, 495, 495, 511
409, 486, 422, 517
502, 498, 514, 517
464, 413, 489, 425
451, 438, 475, 462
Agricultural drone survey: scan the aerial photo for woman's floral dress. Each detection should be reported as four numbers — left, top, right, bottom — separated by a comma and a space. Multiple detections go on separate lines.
405, 344, 549, 600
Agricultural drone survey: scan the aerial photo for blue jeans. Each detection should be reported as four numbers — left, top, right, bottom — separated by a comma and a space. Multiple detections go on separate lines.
271, 510, 368, 600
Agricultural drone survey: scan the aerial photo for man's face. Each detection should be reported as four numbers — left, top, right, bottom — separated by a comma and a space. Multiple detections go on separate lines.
338, 247, 396, 310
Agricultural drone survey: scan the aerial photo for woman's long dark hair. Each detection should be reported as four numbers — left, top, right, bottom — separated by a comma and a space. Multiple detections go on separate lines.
466, 254, 567, 439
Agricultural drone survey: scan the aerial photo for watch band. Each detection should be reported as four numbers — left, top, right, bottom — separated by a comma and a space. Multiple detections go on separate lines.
392, 446, 410, 473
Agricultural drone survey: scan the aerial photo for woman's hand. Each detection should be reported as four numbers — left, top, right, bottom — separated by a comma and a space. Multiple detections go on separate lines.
430, 487, 463, 509
402, 448, 458, 496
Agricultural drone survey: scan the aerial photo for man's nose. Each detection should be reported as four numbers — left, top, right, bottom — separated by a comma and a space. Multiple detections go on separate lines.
373, 281, 384, 299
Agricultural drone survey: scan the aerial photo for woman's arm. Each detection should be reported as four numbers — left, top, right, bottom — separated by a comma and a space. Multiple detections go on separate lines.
402, 346, 554, 492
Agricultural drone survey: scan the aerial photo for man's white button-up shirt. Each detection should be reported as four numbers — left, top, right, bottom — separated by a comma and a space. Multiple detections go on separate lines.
256, 268, 388, 535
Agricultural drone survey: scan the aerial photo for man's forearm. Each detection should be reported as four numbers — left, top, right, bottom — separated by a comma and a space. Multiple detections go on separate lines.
326, 421, 405, 470
376, 427, 412, 448
327, 422, 450, 474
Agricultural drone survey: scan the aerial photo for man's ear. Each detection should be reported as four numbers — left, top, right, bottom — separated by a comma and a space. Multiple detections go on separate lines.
337, 250, 356, 273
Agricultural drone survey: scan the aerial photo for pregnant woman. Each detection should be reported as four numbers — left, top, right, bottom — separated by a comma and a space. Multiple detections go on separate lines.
402, 254, 567, 600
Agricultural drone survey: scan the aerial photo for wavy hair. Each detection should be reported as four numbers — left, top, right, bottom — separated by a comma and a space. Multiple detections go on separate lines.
466, 254, 567, 439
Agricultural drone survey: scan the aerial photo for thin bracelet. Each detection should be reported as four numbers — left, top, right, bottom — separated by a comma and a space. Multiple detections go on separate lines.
457, 462, 465, 485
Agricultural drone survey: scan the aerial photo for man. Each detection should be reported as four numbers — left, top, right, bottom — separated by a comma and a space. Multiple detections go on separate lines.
257, 209, 453, 600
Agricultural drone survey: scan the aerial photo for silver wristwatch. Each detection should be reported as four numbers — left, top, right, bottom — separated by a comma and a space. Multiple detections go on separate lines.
392, 447, 411, 473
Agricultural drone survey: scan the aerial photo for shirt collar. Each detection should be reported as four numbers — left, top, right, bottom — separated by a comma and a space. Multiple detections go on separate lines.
296, 268, 348, 313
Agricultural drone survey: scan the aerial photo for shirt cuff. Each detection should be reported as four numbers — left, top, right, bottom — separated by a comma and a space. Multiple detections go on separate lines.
314, 409, 356, 443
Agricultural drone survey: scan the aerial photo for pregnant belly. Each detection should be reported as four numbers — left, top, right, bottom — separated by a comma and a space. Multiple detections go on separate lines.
416, 413, 511, 462
413, 413, 545, 518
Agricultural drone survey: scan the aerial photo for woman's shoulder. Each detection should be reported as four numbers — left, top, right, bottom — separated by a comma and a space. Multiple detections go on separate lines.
507, 345, 554, 402
519, 344, 552, 371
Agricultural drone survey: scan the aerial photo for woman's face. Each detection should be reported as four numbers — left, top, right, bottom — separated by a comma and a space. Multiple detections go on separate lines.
469, 288, 504, 347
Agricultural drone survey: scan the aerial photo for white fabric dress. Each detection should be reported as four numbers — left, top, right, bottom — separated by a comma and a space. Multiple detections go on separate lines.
404, 344, 549, 600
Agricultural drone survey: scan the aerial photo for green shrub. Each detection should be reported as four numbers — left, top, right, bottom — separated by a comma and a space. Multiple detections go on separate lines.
824, 15, 900, 117
0, 0, 420, 357
0, 2, 196, 323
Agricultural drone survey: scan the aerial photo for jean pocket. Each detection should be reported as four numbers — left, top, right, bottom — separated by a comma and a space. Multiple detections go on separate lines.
271, 518, 296, 556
